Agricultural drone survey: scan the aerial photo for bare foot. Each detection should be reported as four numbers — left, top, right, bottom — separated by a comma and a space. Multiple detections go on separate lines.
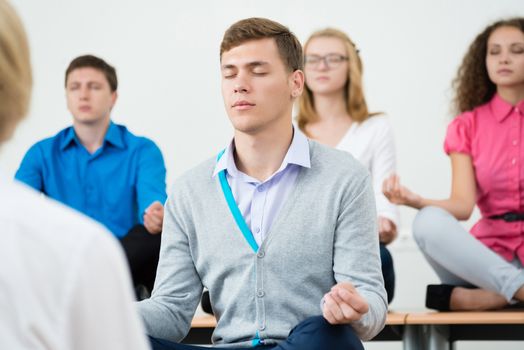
450, 287, 508, 311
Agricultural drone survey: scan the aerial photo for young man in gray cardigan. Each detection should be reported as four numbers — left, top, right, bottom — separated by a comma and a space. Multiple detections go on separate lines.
138, 17, 387, 350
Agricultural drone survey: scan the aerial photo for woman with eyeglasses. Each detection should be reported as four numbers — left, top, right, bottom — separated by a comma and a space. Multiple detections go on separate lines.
297, 28, 398, 304
383, 18, 524, 311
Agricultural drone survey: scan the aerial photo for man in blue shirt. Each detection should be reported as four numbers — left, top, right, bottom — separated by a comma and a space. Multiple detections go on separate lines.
15, 55, 167, 295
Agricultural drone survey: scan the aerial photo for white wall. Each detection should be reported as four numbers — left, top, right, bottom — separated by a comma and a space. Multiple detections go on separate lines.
3, 1, 524, 348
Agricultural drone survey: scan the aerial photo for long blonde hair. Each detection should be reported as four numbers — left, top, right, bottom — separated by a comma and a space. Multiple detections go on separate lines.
297, 28, 376, 132
0, 0, 32, 143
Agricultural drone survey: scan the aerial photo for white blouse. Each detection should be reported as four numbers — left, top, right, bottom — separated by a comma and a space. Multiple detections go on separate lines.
336, 115, 399, 226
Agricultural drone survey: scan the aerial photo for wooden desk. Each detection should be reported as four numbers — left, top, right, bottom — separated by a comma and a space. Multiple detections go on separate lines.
186, 311, 524, 348
402, 310, 524, 350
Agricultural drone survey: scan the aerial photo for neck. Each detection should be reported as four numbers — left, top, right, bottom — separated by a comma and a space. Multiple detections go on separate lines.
73, 118, 110, 154
234, 122, 293, 182
497, 85, 524, 105
312, 90, 349, 122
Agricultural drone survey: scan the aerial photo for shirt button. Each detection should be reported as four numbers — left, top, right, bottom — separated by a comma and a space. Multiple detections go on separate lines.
513, 140, 518, 146
257, 185, 265, 192
259, 324, 266, 331
257, 290, 265, 298
257, 250, 265, 258
255, 227, 261, 233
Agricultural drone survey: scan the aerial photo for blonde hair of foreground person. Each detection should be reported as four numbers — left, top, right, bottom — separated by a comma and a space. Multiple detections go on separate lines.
0, 2, 151, 349
0, 0, 32, 143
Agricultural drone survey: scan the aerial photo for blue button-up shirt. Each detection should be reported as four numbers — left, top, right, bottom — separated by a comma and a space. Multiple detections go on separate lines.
213, 127, 310, 246
15, 122, 167, 238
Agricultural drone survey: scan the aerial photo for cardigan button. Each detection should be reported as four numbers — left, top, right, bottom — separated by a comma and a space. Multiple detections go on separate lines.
257, 250, 265, 258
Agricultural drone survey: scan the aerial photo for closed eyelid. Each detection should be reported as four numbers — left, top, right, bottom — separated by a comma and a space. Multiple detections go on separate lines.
252, 65, 269, 73
221, 64, 237, 71
221, 66, 237, 76
67, 83, 80, 89
246, 62, 269, 71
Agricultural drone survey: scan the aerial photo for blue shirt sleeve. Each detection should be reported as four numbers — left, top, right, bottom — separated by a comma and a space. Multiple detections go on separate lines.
135, 139, 167, 222
15, 144, 44, 191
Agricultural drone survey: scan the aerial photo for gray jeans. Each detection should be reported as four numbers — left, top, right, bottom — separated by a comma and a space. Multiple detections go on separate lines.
413, 206, 524, 302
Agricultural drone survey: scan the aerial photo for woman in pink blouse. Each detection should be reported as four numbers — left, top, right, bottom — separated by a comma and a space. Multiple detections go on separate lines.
383, 17, 524, 311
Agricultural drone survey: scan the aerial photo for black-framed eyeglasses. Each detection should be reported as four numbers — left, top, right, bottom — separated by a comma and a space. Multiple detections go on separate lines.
304, 54, 348, 69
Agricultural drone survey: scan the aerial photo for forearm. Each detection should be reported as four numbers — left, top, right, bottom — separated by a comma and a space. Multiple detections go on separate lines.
376, 193, 400, 227
137, 193, 202, 341
411, 196, 474, 220
136, 141, 167, 216
409, 153, 475, 220
335, 174, 388, 338
351, 291, 387, 341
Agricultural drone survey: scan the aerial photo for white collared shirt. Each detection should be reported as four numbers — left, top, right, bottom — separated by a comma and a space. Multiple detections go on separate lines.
336, 115, 399, 226
213, 127, 311, 246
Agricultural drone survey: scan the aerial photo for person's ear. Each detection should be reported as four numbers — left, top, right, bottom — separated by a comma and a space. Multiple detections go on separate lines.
290, 70, 304, 98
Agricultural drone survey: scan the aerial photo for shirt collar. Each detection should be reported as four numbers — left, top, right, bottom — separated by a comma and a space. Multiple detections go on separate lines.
212, 126, 311, 178
60, 127, 76, 150
490, 93, 524, 122
104, 122, 125, 149
59, 121, 125, 150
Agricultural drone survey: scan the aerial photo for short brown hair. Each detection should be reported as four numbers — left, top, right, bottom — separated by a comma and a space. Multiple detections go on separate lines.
220, 17, 303, 72
65, 55, 118, 91
0, 0, 32, 143
453, 17, 524, 114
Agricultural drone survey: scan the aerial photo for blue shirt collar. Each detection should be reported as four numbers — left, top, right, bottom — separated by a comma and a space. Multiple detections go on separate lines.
213, 126, 311, 178
104, 122, 125, 149
60, 121, 125, 150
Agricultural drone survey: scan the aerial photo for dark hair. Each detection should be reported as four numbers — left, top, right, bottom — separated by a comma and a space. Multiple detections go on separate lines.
453, 17, 524, 114
220, 17, 303, 72
65, 55, 117, 91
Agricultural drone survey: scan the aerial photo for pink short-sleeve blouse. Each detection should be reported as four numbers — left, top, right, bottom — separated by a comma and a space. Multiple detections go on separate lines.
444, 94, 524, 263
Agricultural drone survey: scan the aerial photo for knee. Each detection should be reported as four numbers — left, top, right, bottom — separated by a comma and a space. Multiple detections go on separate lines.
289, 316, 363, 350
412, 206, 450, 250
380, 244, 393, 269
380, 245, 395, 303
148, 336, 178, 350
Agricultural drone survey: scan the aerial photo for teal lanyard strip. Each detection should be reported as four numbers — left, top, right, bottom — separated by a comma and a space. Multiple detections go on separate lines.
251, 331, 264, 347
217, 150, 259, 253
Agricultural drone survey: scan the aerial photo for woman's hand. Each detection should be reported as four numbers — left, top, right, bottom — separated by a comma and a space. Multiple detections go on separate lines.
378, 217, 397, 245
382, 174, 422, 209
